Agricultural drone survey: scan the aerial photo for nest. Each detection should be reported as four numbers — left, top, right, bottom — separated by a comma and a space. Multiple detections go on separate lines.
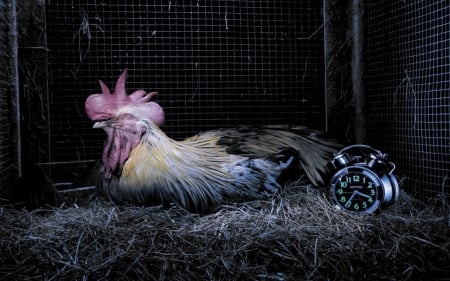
1, 180, 449, 281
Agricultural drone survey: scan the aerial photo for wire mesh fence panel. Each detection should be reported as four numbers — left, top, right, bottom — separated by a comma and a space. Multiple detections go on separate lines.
365, 0, 450, 199
45, 0, 326, 175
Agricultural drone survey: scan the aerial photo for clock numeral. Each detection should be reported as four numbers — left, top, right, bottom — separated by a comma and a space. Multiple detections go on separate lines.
345, 201, 352, 208
362, 202, 368, 209
337, 188, 344, 195
340, 182, 347, 188
340, 196, 347, 203
353, 203, 359, 210
368, 197, 373, 203
352, 175, 360, 182
368, 181, 373, 188
370, 189, 375, 196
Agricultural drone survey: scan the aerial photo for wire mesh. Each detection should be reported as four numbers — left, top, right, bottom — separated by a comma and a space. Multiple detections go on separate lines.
45, 0, 325, 168
365, 0, 450, 199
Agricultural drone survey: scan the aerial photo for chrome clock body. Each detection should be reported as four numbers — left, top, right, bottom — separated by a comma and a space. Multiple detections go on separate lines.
327, 145, 400, 214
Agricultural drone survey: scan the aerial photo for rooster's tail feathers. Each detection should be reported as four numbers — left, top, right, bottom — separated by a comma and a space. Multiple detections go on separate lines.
215, 125, 341, 186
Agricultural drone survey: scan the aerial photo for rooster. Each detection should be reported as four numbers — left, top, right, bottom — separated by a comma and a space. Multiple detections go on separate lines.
85, 69, 341, 213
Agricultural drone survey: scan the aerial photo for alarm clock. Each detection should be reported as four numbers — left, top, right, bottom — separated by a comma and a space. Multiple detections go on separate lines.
327, 144, 400, 214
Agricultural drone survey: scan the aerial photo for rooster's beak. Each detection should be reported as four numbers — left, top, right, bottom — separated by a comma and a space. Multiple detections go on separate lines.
93, 121, 107, 129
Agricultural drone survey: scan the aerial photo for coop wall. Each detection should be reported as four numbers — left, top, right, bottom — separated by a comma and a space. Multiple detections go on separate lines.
44, 0, 326, 185
365, 0, 450, 199
0, 0, 52, 205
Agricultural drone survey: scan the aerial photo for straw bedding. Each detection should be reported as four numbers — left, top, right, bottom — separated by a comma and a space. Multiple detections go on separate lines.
1, 179, 449, 281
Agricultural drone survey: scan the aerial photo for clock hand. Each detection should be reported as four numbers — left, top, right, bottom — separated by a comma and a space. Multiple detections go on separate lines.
346, 191, 357, 205
355, 191, 372, 200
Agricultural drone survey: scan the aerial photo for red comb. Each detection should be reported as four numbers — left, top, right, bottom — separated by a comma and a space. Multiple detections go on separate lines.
85, 69, 165, 126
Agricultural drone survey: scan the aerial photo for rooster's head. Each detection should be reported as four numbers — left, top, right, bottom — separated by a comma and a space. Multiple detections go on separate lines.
85, 69, 165, 177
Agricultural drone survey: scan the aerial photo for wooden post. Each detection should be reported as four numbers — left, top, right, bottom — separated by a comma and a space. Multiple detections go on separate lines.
351, 0, 366, 143
323, 0, 330, 134
9, 0, 22, 177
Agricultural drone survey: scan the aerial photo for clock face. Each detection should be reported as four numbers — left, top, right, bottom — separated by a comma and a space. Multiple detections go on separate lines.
330, 167, 382, 214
